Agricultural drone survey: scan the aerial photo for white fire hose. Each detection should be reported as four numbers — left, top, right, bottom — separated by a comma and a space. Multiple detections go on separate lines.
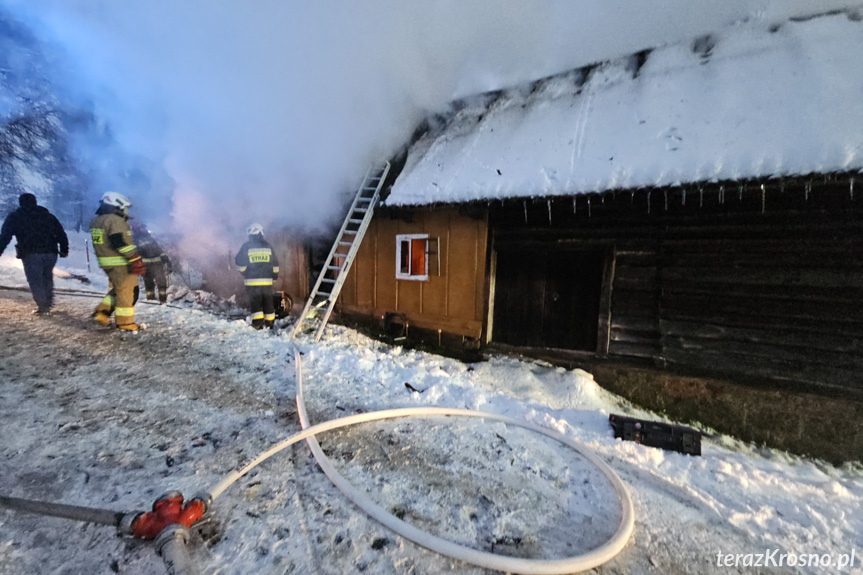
202, 351, 635, 574
1, 349, 635, 575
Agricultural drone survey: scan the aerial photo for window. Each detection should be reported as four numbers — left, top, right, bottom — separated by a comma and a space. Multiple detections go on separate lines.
396, 234, 440, 280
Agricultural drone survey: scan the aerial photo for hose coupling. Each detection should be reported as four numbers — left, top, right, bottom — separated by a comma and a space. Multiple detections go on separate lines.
154, 524, 190, 556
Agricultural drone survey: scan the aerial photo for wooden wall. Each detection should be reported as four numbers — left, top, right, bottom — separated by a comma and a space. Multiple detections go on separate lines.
657, 183, 862, 393
269, 230, 309, 310
490, 174, 863, 395
338, 206, 488, 339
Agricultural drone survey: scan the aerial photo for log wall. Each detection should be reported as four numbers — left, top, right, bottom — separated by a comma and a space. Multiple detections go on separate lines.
490, 174, 863, 395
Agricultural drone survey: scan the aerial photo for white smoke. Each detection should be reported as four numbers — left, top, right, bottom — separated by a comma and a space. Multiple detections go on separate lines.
3, 0, 858, 250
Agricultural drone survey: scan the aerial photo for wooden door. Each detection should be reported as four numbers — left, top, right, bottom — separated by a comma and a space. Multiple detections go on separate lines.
493, 249, 603, 350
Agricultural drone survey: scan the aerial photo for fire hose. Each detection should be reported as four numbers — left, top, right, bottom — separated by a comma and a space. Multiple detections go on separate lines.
0, 351, 634, 574
198, 351, 635, 574
0, 284, 185, 308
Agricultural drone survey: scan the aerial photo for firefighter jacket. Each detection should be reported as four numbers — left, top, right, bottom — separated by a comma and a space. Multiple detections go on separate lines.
135, 229, 171, 271
89, 206, 139, 269
235, 235, 279, 286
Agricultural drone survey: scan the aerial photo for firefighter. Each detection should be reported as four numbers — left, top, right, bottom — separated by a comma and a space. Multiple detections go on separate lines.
89, 192, 145, 330
235, 223, 279, 329
130, 220, 172, 304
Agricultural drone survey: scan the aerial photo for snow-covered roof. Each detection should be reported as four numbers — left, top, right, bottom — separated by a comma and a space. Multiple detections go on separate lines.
386, 11, 863, 207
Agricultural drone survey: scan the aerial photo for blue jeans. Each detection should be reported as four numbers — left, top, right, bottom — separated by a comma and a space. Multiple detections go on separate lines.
22, 253, 58, 311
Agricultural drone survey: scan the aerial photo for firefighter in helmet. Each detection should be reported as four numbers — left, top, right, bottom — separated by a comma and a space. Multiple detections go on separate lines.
89, 192, 145, 330
235, 223, 279, 329
130, 220, 172, 304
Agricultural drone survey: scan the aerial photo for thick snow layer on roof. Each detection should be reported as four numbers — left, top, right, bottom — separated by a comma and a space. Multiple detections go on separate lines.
387, 12, 863, 207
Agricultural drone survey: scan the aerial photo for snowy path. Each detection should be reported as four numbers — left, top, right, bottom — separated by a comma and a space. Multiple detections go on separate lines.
1, 287, 861, 575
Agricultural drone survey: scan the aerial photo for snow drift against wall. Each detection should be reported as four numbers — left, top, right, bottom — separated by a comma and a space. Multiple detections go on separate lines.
387, 12, 863, 206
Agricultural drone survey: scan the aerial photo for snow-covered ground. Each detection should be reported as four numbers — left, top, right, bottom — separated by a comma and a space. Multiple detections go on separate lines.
1, 234, 861, 575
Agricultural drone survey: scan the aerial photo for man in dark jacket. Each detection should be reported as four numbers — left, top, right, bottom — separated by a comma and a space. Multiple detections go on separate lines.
0, 193, 69, 314
235, 223, 279, 329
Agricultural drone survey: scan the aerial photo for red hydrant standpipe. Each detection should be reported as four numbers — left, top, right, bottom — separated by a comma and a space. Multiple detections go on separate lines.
129, 491, 207, 540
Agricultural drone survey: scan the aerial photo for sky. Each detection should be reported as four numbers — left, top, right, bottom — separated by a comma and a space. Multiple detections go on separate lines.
1, 235, 861, 574
2, 0, 861, 253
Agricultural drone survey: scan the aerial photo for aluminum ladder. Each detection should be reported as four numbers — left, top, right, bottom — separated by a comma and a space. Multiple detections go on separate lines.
291, 162, 391, 341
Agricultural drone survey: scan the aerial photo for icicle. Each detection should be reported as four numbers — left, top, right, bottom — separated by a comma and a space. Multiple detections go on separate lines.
738, 184, 744, 201
681, 188, 686, 206
761, 184, 766, 213
630, 191, 635, 204
719, 185, 725, 204
523, 200, 528, 223
588, 196, 592, 218
664, 189, 668, 211
647, 190, 652, 214
601, 193, 606, 204
699, 187, 704, 208
805, 181, 811, 202
547, 200, 552, 225
572, 197, 577, 214
851, 178, 855, 201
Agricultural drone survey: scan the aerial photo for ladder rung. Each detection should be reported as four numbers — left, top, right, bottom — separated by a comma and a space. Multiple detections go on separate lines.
293, 161, 389, 342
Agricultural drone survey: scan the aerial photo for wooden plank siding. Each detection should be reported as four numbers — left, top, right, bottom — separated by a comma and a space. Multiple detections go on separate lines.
269, 230, 310, 307
338, 206, 489, 339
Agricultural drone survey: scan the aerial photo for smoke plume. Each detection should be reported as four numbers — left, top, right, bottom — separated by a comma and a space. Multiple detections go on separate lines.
3, 0, 856, 255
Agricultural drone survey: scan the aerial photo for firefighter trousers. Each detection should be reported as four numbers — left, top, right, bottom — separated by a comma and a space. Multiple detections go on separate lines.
143, 264, 168, 303
246, 285, 275, 328
95, 266, 139, 326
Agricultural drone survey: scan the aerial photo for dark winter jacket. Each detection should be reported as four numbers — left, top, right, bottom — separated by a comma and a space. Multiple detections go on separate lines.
235, 235, 280, 286
0, 203, 69, 259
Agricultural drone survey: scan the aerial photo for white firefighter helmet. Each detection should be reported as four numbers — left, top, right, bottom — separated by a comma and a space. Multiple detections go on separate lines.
100, 191, 132, 211
247, 222, 264, 236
